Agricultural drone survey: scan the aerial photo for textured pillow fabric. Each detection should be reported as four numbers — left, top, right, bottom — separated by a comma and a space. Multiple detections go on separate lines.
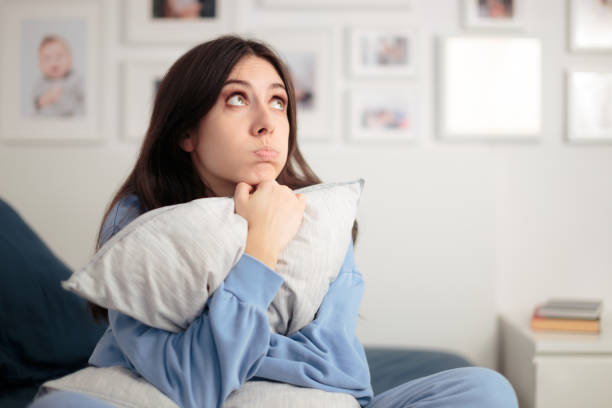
0, 199, 107, 389
41, 366, 360, 408
41, 366, 178, 408
62, 180, 364, 335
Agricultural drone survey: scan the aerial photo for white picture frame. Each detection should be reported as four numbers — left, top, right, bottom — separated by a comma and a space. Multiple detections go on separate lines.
122, 60, 175, 142
124, 0, 233, 44
569, 0, 612, 52
349, 27, 416, 78
257, 0, 410, 8
348, 87, 417, 142
463, 0, 526, 30
0, 0, 101, 142
438, 36, 542, 141
567, 71, 612, 143
250, 29, 334, 141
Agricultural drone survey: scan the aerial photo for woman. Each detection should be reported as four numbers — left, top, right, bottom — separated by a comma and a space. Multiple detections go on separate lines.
31, 35, 517, 408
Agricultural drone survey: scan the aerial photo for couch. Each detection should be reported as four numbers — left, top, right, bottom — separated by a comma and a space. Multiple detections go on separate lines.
0, 198, 471, 408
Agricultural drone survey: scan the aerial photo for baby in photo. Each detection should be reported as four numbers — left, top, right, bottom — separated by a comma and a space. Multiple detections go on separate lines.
32, 35, 84, 117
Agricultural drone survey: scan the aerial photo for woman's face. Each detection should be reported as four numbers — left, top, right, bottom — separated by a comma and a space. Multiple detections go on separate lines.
180, 55, 290, 197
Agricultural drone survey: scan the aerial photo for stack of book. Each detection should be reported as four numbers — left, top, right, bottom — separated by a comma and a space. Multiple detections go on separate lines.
531, 298, 603, 334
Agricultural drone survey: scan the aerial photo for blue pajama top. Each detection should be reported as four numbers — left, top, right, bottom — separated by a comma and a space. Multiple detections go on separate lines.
88, 195, 374, 408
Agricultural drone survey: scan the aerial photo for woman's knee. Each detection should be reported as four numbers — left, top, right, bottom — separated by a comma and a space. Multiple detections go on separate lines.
453, 367, 518, 408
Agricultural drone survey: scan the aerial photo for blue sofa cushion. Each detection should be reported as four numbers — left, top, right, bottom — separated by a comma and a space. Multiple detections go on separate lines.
0, 199, 107, 390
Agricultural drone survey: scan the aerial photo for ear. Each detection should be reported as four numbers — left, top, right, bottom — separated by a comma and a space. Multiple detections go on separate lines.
179, 132, 195, 153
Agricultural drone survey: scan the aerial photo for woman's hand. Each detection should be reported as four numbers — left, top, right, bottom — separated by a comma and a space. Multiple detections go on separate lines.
234, 180, 306, 270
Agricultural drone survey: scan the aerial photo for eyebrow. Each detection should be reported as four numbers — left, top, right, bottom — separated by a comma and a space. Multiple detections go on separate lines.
222, 79, 286, 91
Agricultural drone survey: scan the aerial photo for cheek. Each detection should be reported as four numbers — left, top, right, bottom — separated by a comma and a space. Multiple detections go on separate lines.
280, 121, 290, 153
194, 124, 238, 166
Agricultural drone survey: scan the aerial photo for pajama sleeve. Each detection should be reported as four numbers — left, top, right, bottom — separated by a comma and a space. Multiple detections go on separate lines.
104, 254, 283, 408
254, 241, 374, 407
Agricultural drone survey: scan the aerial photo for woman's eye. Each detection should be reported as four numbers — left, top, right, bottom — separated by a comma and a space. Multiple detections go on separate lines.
227, 94, 246, 106
271, 98, 285, 110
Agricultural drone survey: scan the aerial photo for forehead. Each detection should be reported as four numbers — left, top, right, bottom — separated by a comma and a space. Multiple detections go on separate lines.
227, 55, 283, 83
40, 40, 69, 53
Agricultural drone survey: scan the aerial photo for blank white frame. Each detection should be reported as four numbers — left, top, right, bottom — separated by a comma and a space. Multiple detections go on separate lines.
463, 0, 527, 30
349, 27, 417, 78
568, 0, 612, 52
257, 0, 410, 8
122, 60, 175, 142
0, 0, 101, 142
348, 87, 417, 142
250, 29, 334, 141
567, 71, 612, 143
438, 36, 542, 141
124, 0, 233, 44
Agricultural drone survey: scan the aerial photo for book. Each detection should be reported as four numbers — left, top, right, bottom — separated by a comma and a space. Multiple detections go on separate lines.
535, 298, 602, 320
530, 311, 600, 333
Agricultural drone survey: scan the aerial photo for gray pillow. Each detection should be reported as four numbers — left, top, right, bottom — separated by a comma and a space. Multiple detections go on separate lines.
41, 366, 360, 408
62, 180, 363, 335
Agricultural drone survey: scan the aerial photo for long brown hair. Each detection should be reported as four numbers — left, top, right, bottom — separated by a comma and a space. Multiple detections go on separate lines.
89, 35, 356, 322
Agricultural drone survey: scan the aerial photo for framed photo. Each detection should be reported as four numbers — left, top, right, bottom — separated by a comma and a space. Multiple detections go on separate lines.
257, 0, 410, 8
122, 60, 175, 142
124, 0, 232, 44
250, 29, 334, 140
1, 0, 101, 142
348, 87, 416, 142
350, 28, 416, 77
438, 36, 542, 141
567, 71, 612, 142
569, 0, 612, 52
463, 0, 526, 30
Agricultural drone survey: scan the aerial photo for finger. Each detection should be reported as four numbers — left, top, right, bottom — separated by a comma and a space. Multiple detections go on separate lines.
233, 182, 252, 209
258, 179, 276, 192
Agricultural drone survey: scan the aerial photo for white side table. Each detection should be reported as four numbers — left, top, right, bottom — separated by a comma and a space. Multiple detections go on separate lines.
499, 313, 612, 408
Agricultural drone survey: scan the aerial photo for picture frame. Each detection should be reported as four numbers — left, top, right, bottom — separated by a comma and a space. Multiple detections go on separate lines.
249, 28, 334, 141
0, 0, 101, 142
257, 0, 410, 8
438, 36, 542, 141
567, 71, 612, 143
568, 0, 612, 52
348, 87, 417, 142
124, 0, 233, 44
349, 27, 416, 78
463, 0, 526, 30
122, 60, 175, 142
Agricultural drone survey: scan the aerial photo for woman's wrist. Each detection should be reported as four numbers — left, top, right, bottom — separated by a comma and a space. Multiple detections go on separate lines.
244, 233, 279, 270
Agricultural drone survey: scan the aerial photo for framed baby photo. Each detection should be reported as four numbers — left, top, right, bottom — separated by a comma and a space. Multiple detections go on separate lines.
122, 60, 177, 142
250, 29, 334, 141
569, 0, 612, 52
257, 0, 410, 8
567, 71, 612, 143
124, 0, 233, 44
463, 0, 526, 30
349, 28, 416, 77
0, 0, 101, 142
348, 87, 417, 142
438, 36, 542, 141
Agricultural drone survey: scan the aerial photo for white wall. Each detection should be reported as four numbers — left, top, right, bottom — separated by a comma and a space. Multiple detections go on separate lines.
1, 0, 611, 370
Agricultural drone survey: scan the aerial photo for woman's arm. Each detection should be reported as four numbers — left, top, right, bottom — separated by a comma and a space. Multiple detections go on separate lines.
104, 254, 282, 408
254, 242, 374, 407
92, 195, 284, 408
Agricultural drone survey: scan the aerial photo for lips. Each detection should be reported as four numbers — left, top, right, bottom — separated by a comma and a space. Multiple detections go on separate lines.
254, 148, 279, 160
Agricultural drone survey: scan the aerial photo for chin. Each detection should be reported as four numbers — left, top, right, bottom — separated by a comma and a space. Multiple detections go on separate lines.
246, 172, 280, 186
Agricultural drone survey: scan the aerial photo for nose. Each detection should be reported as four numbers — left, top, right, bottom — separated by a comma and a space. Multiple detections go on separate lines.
250, 100, 275, 138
